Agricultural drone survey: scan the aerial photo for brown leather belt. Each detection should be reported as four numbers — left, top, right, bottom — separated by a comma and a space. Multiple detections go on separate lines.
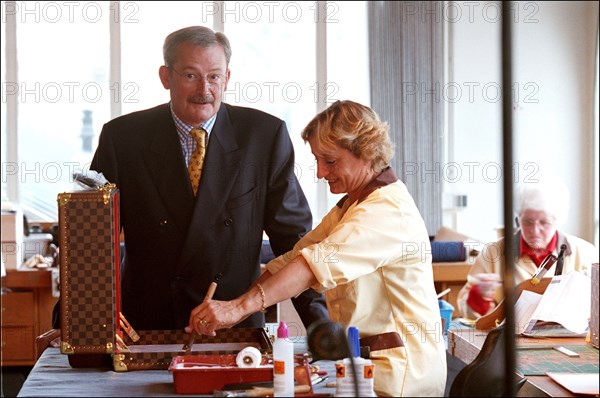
359, 331, 404, 354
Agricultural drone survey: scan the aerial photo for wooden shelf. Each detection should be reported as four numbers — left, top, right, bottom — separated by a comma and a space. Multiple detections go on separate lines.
1, 269, 58, 366
433, 260, 473, 317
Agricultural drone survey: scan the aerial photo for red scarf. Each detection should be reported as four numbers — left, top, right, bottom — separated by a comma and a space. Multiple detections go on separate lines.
520, 232, 558, 266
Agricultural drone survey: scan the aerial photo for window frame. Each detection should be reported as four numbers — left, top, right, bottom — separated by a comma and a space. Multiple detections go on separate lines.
2, 0, 362, 224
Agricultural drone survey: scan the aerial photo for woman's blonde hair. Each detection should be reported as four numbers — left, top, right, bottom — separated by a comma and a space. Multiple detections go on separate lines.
301, 100, 395, 172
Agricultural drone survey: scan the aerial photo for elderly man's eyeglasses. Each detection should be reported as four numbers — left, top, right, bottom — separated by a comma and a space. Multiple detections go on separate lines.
169, 67, 225, 86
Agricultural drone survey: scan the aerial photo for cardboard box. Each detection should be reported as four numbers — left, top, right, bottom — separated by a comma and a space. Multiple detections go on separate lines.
1, 209, 24, 270
1, 209, 24, 242
1, 241, 23, 270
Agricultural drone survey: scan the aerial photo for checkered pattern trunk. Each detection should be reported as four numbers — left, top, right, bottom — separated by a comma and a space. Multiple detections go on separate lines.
114, 328, 273, 371
58, 185, 120, 355
56, 185, 273, 371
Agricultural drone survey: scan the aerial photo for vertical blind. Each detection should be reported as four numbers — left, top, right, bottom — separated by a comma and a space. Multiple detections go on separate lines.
368, 1, 444, 235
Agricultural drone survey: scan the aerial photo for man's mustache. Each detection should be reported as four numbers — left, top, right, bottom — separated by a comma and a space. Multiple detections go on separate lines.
189, 95, 213, 104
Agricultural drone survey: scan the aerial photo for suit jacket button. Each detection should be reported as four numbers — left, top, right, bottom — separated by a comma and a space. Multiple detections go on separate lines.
159, 220, 168, 227
224, 218, 233, 226
215, 273, 223, 281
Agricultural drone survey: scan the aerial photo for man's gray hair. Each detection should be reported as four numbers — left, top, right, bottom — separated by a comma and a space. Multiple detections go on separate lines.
163, 26, 231, 67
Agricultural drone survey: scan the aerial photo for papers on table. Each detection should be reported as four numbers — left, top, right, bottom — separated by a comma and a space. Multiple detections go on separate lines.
514, 290, 542, 335
514, 271, 591, 336
546, 372, 599, 395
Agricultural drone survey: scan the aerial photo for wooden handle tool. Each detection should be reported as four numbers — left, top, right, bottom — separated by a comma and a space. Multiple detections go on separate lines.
183, 281, 217, 354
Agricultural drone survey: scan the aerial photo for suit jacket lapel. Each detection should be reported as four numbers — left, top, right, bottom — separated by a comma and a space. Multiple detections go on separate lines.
178, 104, 242, 269
148, 106, 195, 234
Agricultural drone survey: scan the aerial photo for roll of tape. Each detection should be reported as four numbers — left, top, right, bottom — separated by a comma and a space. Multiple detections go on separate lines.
236, 346, 262, 368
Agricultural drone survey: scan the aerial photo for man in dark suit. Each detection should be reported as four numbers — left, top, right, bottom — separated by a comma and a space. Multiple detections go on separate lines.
90, 26, 328, 331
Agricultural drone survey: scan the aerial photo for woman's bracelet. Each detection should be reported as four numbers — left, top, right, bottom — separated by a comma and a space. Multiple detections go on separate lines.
256, 283, 267, 313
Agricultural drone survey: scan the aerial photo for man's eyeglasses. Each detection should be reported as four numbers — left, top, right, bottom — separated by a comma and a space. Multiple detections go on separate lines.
169, 67, 225, 86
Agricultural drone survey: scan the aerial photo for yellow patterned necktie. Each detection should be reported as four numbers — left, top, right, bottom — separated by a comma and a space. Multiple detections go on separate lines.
188, 128, 207, 195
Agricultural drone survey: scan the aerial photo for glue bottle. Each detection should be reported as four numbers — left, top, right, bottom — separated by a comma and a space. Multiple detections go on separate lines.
335, 326, 376, 397
273, 321, 294, 397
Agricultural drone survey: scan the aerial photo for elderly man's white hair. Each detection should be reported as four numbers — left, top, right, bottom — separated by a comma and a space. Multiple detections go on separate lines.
514, 178, 570, 227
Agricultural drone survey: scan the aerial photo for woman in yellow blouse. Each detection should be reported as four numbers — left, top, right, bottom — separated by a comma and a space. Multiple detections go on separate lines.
186, 100, 447, 397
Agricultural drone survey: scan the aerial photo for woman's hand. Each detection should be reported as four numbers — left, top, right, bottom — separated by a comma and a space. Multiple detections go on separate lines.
184, 299, 249, 336
183, 258, 315, 336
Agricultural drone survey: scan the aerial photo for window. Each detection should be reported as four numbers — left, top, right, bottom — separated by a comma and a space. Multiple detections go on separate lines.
2, 1, 368, 224
8, 1, 110, 220
324, 1, 370, 211
223, 1, 369, 220
120, 2, 213, 114
223, 2, 319, 214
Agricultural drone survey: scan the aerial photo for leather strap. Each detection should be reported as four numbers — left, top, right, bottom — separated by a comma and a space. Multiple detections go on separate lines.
359, 331, 404, 353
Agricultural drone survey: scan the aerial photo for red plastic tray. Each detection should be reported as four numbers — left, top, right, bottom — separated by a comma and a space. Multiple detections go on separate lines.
169, 354, 273, 394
